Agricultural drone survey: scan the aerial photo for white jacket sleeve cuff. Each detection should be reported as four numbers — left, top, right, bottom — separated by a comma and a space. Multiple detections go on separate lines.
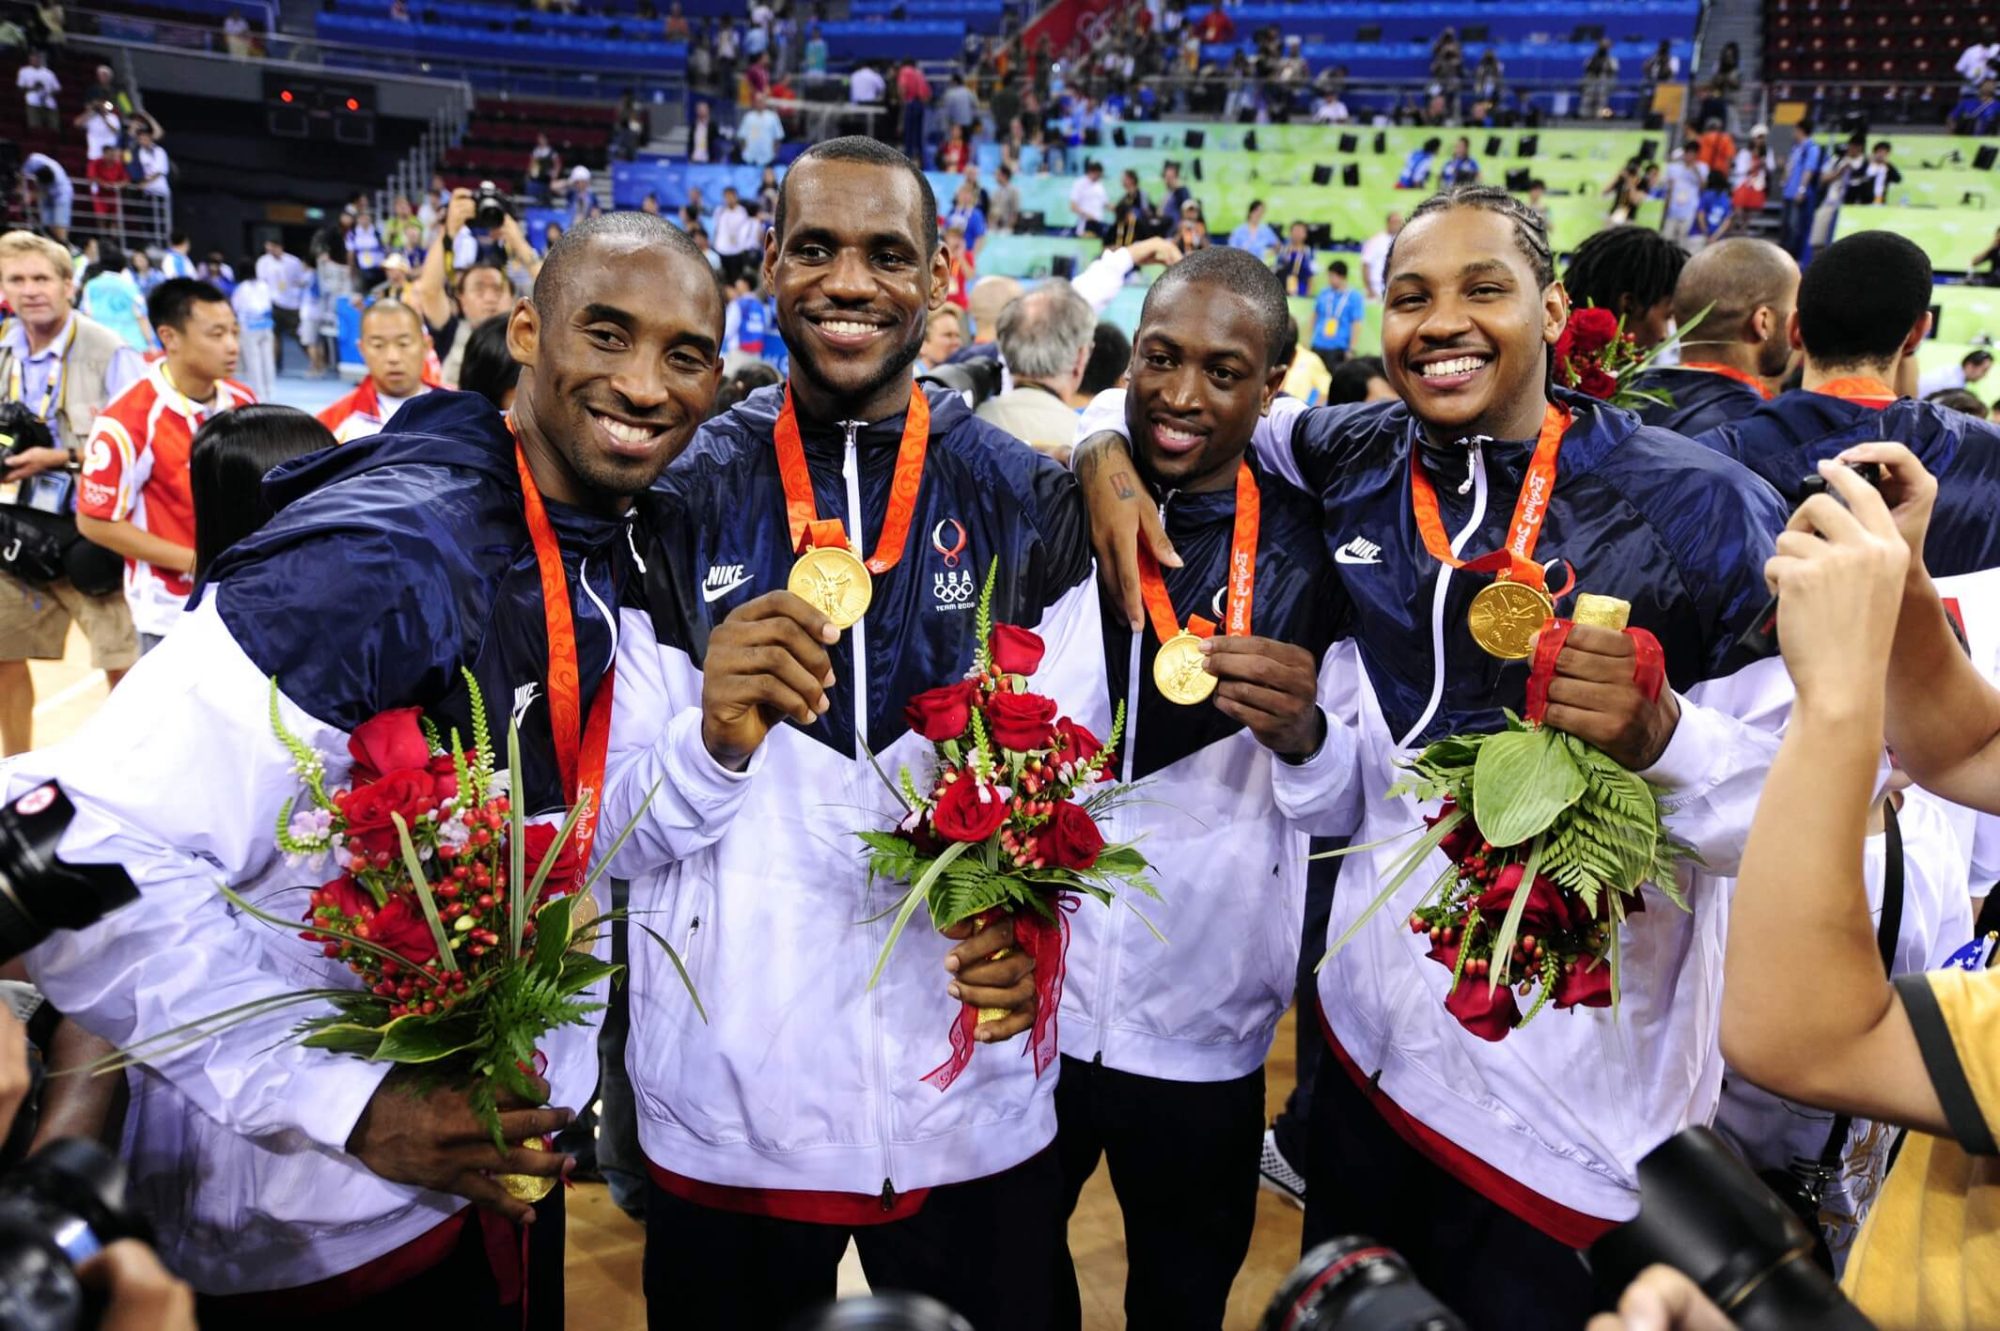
1272, 708, 1363, 836
1071, 248, 1136, 313
1637, 691, 1723, 797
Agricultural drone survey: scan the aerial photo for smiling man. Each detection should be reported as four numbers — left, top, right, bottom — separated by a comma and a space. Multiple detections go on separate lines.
598, 136, 1103, 1331
10, 212, 725, 1328
1051, 246, 1361, 1330
318, 299, 435, 443
1072, 187, 1791, 1328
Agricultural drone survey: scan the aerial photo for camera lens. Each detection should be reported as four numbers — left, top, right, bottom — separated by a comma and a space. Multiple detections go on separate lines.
0, 1139, 142, 1331
785, 1293, 974, 1331
0, 783, 139, 966
1257, 1237, 1467, 1331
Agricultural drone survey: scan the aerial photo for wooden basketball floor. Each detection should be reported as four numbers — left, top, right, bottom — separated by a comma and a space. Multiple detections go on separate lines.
34, 629, 1308, 1329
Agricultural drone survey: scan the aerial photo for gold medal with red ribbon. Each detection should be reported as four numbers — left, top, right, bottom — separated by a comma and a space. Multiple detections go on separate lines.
1138, 462, 1260, 704
775, 385, 930, 630
1409, 403, 1571, 660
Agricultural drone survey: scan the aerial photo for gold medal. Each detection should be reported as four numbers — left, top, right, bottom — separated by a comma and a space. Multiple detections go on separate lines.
787, 545, 873, 629
1466, 580, 1556, 660
1153, 631, 1217, 704
1571, 593, 1631, 631
497, 1135, 556, 1203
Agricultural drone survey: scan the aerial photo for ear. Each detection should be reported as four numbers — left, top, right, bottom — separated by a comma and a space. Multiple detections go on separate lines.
928, 240, 951, 314
1786, 307, 1803, 352
1543, 281, 1571, 349
1900, 311, 1932, 359
760, 227, 778, 294
1261, 360, 1288, 412
504, 296, 539, 367
1749, 304, 1774, 346
1071, 340, 1092, 384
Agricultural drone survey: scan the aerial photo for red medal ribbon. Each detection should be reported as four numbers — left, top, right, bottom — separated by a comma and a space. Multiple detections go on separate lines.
1134, 461, 1261, 644
1409, 402, 1569, 593
1524, 620, 1665, 725
510, 434, 616, 882
773, 383, 931, 571
921, 897, 1077, 1091
1679, 361, 1774, 400
1812, 376, 1899, 409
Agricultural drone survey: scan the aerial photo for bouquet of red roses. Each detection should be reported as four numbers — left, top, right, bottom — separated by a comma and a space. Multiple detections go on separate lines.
107, 671, 689, 1164
863, 561, 1159, 1089
1554, 304, 1709, 412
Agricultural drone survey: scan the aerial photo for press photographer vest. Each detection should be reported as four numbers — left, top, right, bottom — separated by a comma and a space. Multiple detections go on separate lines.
0, 313, 127, 449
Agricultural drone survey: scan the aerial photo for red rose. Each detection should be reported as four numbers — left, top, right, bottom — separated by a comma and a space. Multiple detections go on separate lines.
1426, 798, 1479, 863
367, 893, 439, 965
989, 624, 1046, 676
1445, 974, 1520, 1041
348, 708, 433, 785
1051, 717, 1107, 778
341, 768, 441, 859
1041, 800, 1105, 870
904, 680, 979, 742
930, 773, 1009, 843
1474, 864, 1579, 938
984, 689, 1059, 752
1564, 307, 1620, 359
314, 874, 375, 922
1574, 365, 1619, 401
426, 752, 460, 804
1552, 956, 1614, 1009
521, 822, 582, 900
1425, 934, 1461, 972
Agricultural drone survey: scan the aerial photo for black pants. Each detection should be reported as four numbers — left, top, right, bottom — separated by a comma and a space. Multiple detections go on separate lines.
643, 1149, 1064, 1331
1272, 838, 1344, 1168
195, 1190, 566, 1331
271, 305, 299, 371
1052, 1055, 1265, 1331
1301, 1046, 1604, 1331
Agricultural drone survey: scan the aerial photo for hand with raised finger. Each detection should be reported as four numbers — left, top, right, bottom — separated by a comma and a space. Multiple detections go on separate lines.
1201, 635, 1326, 758
1539, 622, 1681, 771
942, 912, 1036, 1041
1834, 442, 1936, 583
701, 590, 841, 769
1073, 429, 1179, 630
346, 1067, 575, 1224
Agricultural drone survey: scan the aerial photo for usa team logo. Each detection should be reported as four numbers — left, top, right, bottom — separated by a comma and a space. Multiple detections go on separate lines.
932, 517, 975, 609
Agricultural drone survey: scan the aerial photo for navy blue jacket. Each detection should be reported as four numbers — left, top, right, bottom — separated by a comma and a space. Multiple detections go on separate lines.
201, 389, 625, 818
1631, 366, 1769, 440
1695, 391, 2000, 577
631, 383, 1092, 756
1270, 387, 1787, 747
1107, 455, 1348, 778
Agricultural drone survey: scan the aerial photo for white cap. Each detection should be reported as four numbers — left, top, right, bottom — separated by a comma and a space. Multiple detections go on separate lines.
1750, 123, 1768, 136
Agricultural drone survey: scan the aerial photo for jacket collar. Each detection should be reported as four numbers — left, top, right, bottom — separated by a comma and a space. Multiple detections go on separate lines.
1409, 386, 1635, 490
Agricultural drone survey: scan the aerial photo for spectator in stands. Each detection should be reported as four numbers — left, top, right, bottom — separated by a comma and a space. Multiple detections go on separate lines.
1810, 134, 1867, 254
1274, 220, 1313, 297
1395, 138, 1439, 191
1176, 200, 1209, 252
851, 57, 886, 111
954, 275, 1020, 364
85, 64, 129, 117
383, 193, 421, 261
1471, 48, 1503, 105
0, 228, 141, 753
158, 232, 194, 282
129, 123, 170, 220
221, 9, 255, 59
1311, 89, 1349, 125
1927, 387, 1989, 419
1357, 210, 1400, 300
1523, 179, 1550, 232
939, 73, 978, 140
1698, 42, 1741, 132
739, 92, 784, 168
689, 100, 717, 164
74, 97, 123, 219
1640, 39, 1677, 112
1951, 77, 2000, 135
946, 179, 987, 260
1918, 348, 1995, 399
1580, 37, 1618, 119
1779, 118, 1826, 259
18, 152, 70, 243
317, 300, 430, 444
306, 227, 349, 378
1850, 139, 1903, 206
1563, 224, 1688, 351
1227, 199, 1279, 259
1688, 169, 1735, 251
1956, 30, 1998, 93
455, 312, 518, 412
1195, 0, 1232, 44
1731, 123, 1773, 208
939, 123, 971, 173
896, 57, 932, 163
1661, 139, 1703, 246
229, 254, 273, 401
691, 224, 722, 275
1308, 258, 1362, 364
1438, 136, 1478, 189
661, 1, 689, 42
711, 186, 758, 284
16, 49, 56, 133
77, 277, 251, 651
1696, 117, 1735, 177
1070, 159, 1109, 238
1157, 161, 1191, 224
348, 202, 386, 293
412, 191, 536, 388
989, 163, 1021, 234
1632, 237, 1797, 437
976, 281, 1094, 462
680, 185, 708, 232
254, 237, 306, 374
917, 303, 965, 371
80, 245, 151, 353
1106, 169, 1149, 249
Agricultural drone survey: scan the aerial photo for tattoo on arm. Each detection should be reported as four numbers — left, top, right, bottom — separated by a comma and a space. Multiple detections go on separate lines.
1110, 471, 1138, 501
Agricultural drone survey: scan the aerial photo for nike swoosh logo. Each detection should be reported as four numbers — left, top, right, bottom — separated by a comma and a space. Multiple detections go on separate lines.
1333, 549, 1382, 565
702, 575, 754, 603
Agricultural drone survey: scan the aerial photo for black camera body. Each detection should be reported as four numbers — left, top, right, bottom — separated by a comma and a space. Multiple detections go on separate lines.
0, 783, 137, 967
0, 403, 55, 462
0, 1139, 147, 1331
473, 179, 513, 231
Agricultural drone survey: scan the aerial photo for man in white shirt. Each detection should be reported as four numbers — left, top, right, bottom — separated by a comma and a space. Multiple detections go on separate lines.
1311, 92, 1350, 124
253, 238, 307, 372
1957, 32, 1997, 91
16, 50, 58, 132
710, 185, 759, 283
74, 98, 123, 219
130, 124, 170, 224
1918, 348, 1994, 400
1357, 210, 1401, 300
738, 92, 783, 167
851, 60, 885, 105
1069, 159, 1109, 237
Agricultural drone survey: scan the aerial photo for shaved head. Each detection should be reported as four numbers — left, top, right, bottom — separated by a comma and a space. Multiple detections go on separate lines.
533, 211, 712, 320
1673, 238, 1798, 331
361, 299, 424, 337
967, 275, 1023, 341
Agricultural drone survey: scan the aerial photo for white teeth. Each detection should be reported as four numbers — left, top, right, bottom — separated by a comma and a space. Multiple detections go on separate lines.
1157, 425, 1201, 445
1421, 356, 1488, 379
595, 414, 658, 445
820, 320, 879, 337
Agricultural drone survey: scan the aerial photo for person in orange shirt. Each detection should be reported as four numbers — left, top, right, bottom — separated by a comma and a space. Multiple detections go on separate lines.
75, 277, 252, 650
317, 300, 433, 443
1696, 116, 1736, 178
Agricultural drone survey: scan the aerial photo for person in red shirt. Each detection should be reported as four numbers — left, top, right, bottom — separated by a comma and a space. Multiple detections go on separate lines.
1197, 2, 1235, 44
76, 277, 252, 650
318, 300, 433, 444
896, 58, 932, 162
1696, 116, 1736, 178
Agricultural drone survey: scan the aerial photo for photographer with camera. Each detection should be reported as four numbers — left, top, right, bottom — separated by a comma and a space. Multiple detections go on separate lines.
0, 231, 144, 757
412, 185, 541, 389
1724, 447, 2000, 1329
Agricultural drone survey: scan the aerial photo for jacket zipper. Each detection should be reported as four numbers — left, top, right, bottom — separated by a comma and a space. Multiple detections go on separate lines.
844, 418, 896, 1202
1397, 442, 1488, 750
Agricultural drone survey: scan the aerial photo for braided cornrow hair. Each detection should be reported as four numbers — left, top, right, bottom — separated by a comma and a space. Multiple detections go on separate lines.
1560, 224, 1687, 322
1389, 185, 1557, 289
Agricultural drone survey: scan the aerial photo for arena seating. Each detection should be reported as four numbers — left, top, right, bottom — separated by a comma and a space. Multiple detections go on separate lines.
438, 96, 619, 192
1216, 0, 1698, 45
0, 47, 123, 228
1196, 37, 1688, 88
